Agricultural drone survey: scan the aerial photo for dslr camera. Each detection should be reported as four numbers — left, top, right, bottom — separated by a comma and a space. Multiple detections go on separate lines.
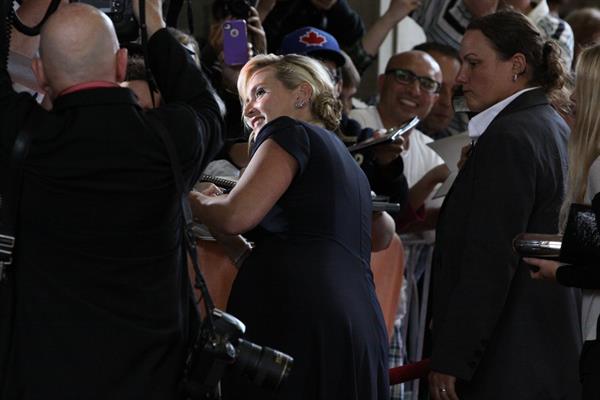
72, 0, 139, 42
183, 308, 293, 399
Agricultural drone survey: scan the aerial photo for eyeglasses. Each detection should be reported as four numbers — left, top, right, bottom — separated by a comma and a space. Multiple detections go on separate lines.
385, 68, 441, 94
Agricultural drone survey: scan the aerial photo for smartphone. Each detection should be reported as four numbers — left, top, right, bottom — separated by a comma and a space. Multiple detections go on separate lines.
512, 233, 562, 260
347, 116, 420, 154
223, 19, 249, 66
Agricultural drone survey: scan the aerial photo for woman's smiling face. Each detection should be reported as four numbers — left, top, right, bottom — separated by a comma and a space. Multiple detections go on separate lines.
242, 67, 298, 132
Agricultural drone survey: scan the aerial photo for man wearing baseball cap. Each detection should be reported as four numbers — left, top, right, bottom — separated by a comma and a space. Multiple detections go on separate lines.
279, 26, 346, 67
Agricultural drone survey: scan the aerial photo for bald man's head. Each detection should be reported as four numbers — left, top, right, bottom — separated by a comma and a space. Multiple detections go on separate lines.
33, 3, 127, 97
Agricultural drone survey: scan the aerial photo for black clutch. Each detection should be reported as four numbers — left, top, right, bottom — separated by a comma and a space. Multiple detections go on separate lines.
513, 195, 600, 265
559, 203, 600, 265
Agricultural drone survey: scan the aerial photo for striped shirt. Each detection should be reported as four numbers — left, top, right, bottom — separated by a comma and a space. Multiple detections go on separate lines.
413, 0, 472, 50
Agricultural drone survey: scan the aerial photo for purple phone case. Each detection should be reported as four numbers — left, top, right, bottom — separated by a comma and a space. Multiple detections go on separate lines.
223, 20, 249, 66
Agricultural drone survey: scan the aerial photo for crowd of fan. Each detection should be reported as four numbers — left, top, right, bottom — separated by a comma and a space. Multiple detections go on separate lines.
3, 0, 600, 399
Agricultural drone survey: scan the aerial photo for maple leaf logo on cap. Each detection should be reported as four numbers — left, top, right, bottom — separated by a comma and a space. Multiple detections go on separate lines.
299, 30, 327, 47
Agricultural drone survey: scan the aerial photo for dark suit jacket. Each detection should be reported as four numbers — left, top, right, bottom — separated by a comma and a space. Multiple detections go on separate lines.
0, 30, 223, 399
431, 89, 581, 399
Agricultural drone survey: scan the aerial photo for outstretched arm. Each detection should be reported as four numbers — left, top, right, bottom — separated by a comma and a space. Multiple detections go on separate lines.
132, 0, 166, 39
361, 0, 421, 58
190, 138, 298, 235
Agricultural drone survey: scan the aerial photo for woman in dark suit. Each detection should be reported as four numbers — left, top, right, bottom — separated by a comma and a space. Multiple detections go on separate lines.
428, 11, 581, 400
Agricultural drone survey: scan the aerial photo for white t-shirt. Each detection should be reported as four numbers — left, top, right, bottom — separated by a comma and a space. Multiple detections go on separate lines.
349, 106, 445, 189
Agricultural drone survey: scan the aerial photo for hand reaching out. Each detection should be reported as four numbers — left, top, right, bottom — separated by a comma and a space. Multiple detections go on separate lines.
384, 0, 422, 22
132, 0, 165, 37
247, 6, 267, 55
256, 0, 277, 22
426, 164, 450, 184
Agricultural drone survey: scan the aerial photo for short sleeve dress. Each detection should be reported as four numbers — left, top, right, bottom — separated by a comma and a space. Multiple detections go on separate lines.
222, 117, 389, 400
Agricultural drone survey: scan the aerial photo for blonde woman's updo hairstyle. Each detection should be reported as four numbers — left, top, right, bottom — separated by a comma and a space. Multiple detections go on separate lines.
237, 54, 343, 132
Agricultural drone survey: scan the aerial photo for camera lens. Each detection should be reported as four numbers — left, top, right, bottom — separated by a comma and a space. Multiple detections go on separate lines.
234, 339, 294, 391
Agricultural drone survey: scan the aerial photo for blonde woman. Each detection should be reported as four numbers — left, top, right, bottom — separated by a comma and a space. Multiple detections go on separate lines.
526, 44, 600, 399
189, 54, 389, 400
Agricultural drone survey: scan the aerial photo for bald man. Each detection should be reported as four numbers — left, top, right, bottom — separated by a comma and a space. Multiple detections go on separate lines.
0, 1, 223, 398
349, 51, 446, 195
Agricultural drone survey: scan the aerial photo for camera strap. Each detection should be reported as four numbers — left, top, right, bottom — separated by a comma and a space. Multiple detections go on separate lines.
0, 103, 35, 282
146, 113, 216, 325
0, 103, 35, 397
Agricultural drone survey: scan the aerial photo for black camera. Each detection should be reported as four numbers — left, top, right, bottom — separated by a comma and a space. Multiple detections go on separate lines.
223, 0, 257, 19
183, 308, 293, 399
73, 0, 139, 42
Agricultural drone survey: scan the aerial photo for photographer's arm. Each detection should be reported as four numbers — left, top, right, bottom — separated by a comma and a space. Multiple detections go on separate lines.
132, 0, 165, 39
135, 0, 224, 171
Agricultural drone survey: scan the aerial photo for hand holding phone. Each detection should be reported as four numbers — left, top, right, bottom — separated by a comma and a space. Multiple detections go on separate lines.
223, 19, 249, 66
347, 116, 419, 154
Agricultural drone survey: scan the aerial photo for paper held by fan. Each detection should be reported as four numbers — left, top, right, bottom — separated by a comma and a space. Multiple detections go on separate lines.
426, 133, 470, 199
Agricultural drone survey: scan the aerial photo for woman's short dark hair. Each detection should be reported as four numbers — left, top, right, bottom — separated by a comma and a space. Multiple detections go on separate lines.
468, 10, 569, 106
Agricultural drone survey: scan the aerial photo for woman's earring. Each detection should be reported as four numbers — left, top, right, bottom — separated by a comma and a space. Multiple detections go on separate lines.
512, 74, 518, 82
294, 100, 305, 109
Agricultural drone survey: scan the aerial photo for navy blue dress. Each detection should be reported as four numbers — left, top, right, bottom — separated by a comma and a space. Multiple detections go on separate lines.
222, 117, 389, 400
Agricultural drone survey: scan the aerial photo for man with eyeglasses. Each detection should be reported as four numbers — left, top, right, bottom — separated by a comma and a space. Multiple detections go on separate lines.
414, 42, 465, 140
350, 50, 446, 197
